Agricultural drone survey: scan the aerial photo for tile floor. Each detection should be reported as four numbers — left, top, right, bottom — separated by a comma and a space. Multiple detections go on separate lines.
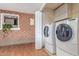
0, 43, 49, 56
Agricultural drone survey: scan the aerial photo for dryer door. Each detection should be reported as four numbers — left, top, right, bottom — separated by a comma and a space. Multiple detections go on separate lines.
56, 24, 72, 41
44, 26, 49, 37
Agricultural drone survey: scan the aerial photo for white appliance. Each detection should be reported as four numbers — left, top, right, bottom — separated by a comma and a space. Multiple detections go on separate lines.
55, 18, 79, 56
43, 24, 50, 41
43, 23, 56, 55
35, 11, 43, 49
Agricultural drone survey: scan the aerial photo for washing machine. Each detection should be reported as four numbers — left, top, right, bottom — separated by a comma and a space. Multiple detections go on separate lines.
43, 24, 51, 41
55, 18, 79, 56
43, 24, 56, 55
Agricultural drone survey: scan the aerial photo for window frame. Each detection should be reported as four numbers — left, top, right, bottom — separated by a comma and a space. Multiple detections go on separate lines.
1, 13, 20, 30
0, 14, 2, 30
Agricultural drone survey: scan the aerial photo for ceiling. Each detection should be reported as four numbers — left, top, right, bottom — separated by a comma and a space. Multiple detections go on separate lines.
43, 3, 63, 10
0, 3, 63, 14
0, 3, 43, 14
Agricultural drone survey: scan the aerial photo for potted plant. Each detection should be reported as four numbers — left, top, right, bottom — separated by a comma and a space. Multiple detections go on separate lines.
2, 24, 12, 38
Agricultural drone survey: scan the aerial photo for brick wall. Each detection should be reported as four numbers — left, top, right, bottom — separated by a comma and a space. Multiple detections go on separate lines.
0, 9, 35, 46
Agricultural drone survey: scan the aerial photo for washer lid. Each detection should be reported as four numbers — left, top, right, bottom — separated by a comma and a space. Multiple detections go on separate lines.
44, 26, 49, 37
56, 23, 72, 42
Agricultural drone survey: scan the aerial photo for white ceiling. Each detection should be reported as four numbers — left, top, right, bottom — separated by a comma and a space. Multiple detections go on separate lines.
0, 3, 43, 14
44, 3, 62, 10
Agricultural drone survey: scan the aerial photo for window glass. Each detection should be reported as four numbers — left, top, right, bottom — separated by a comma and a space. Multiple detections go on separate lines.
4, 16, 18, 28
44, 26, 49, 37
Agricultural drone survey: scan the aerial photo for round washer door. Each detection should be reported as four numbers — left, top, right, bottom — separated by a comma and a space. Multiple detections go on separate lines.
56, 23, 72, 42
44, 26, 49, 37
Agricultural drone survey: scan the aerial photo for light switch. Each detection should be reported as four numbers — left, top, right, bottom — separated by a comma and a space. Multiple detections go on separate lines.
30, 18, 34, 25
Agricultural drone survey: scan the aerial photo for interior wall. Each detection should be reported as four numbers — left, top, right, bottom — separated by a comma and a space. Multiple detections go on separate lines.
54, 3, 79, 21
72, 3, 79, 18
54, 3, 72, 21
42, 3, 79, 30
42, 8, 54, 25
0, 9, 35, 46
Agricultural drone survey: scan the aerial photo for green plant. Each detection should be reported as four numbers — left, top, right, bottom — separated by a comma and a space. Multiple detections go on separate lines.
2, 24, 12, 33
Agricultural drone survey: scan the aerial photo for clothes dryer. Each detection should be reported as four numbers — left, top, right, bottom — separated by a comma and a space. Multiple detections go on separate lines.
55, 18, 79, 56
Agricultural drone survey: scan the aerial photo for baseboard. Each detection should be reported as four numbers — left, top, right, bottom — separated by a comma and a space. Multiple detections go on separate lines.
0, 39, 35, 46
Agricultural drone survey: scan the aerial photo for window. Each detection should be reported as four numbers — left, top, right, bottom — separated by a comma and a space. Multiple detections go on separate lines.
1, 13, 20, 30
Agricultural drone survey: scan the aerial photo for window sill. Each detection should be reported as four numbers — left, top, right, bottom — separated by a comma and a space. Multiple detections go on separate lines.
11, 28, 20, 30
0, 28, 20, 30
0, 28, 2, 30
